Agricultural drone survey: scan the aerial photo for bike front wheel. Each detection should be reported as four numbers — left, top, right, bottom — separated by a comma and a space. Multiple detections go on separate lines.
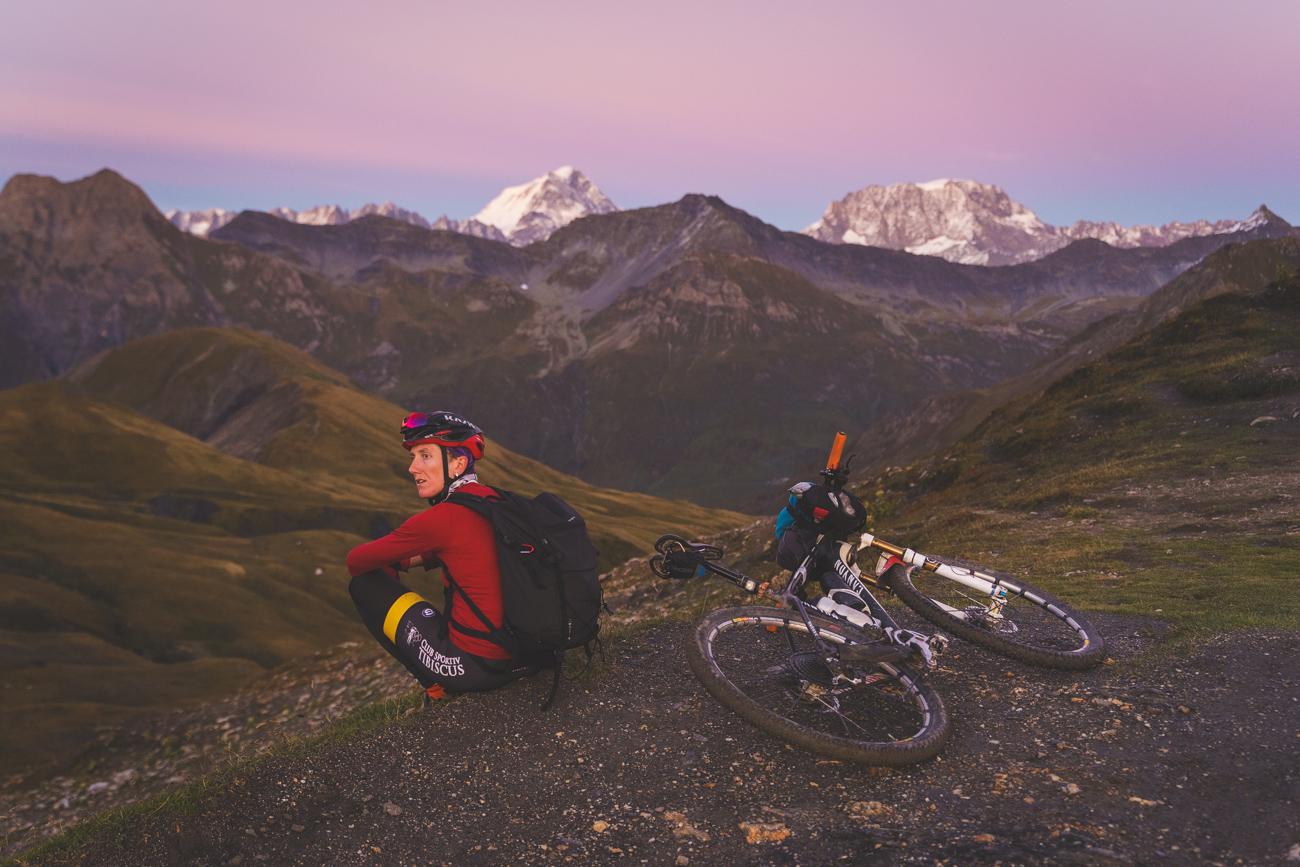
686, 605, 950, 765
885, 559, 1106, 669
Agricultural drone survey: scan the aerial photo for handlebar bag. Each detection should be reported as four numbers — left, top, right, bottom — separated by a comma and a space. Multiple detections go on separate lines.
785, 482, 867, 536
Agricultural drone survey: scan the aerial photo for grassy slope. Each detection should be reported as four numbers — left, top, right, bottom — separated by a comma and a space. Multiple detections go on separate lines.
856, 269, 1300, 639
0, 328, 747, 775
766, 238, 1300, 517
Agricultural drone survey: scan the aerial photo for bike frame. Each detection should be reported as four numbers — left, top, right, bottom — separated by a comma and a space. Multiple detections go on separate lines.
658, 534, 945, 668
857, 533, 1083, 630
786, 536, 943, 667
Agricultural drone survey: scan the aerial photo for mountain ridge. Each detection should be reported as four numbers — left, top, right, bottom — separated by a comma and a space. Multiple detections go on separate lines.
804, 178, 1292, 266
165, 166, 617, 247
7, 168, 1296, 507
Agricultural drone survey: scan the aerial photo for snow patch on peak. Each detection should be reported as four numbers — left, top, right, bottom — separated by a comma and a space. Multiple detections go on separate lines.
916, 179, 952, 192
906, 235, 985, 263
352, 202, 431, 229
166, 208, 238, 237
295, 204, 350, 226
1221, 206, 1273, 234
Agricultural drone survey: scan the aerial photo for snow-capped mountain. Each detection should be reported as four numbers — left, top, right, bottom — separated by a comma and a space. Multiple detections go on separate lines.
169, 204, 375, 235
352, 202, 431, 229
1063, 217, 1240, 250
471, 166, 619, 246
269, 204, 350, 226
166, 167, 617, 245
429, 215, 507, 242
164, 207, 239, 236
803, 180, 1246, 266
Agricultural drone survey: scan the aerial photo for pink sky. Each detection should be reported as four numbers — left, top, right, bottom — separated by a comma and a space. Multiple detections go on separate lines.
2, 0, 1297, 229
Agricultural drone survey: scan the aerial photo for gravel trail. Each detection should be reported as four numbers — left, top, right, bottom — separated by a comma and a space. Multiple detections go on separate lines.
16, 614, 1299, 866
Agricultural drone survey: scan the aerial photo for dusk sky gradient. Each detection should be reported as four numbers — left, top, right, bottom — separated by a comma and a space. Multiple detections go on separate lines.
2, 0, 1297, 230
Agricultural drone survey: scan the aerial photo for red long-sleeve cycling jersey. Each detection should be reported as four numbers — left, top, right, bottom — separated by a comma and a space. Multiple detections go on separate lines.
346, 483, 508, 660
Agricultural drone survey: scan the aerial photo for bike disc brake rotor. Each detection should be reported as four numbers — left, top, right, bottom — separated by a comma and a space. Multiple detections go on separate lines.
964, 607, 1020, 634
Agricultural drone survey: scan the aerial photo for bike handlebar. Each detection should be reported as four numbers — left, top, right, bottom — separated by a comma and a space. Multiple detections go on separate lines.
821, 432, 854, 490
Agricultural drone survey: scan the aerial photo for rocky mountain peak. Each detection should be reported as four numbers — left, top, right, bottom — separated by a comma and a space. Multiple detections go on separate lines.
1, 169, 168, 235
471, 166, 619, 247
428, 214, 508, 242
805, 179, 1058, 266
273, 204, 350, 226
164, 207, 239, 236
1230, 205, 1288, 233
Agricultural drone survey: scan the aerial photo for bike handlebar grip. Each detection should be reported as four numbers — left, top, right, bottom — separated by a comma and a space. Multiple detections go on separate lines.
827, 432, 846, 470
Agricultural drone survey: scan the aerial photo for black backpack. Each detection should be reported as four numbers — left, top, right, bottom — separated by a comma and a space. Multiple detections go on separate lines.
444, 486, 602, 709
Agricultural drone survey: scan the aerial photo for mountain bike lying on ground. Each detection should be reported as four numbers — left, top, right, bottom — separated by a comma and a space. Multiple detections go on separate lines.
650, 433, 1105, 765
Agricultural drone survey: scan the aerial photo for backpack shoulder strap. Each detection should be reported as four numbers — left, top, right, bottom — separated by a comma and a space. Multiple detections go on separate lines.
442, 568, 518, 658
446, 486, 508, 519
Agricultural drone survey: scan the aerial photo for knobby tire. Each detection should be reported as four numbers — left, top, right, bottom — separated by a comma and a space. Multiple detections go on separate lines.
884, 560, 1106, 669
686, 605, 950, 766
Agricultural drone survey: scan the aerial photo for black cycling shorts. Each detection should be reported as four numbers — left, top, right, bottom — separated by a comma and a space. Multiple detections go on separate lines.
349, 570, 540, 692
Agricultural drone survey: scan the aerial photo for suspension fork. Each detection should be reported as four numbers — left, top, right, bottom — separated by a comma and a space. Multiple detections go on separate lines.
860, 533, 1016, 604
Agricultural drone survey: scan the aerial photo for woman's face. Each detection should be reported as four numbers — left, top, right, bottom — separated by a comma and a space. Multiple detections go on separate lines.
408, 445, 468, 499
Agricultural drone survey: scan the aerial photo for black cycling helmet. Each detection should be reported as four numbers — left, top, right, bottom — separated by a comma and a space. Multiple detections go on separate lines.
401, 411, 486, 505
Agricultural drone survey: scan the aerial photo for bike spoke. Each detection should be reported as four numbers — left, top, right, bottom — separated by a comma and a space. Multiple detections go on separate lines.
707, 619, 930, 746
900, 560, 1099, 659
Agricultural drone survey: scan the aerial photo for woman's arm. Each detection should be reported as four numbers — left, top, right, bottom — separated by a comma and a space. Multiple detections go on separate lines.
345, 511, 444, 577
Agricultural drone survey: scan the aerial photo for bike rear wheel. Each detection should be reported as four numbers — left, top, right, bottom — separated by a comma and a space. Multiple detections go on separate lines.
686, 605, 949, 765
885, 559, 1106, 669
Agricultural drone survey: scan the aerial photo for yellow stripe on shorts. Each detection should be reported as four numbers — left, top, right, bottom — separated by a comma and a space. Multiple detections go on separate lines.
383, 591, 426, 642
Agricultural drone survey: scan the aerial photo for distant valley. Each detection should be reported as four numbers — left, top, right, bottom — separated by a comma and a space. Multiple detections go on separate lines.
0, 327, 745, 774
3, 168, 1295, 507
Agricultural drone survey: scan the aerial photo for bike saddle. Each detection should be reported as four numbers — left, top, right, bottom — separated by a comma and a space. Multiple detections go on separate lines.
649, 553, 698, 580
653, 534, 723, 560
838, 641, 911, 665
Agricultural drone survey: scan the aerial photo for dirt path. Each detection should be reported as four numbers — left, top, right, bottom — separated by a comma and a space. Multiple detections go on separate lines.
17, 613, 1299, 867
